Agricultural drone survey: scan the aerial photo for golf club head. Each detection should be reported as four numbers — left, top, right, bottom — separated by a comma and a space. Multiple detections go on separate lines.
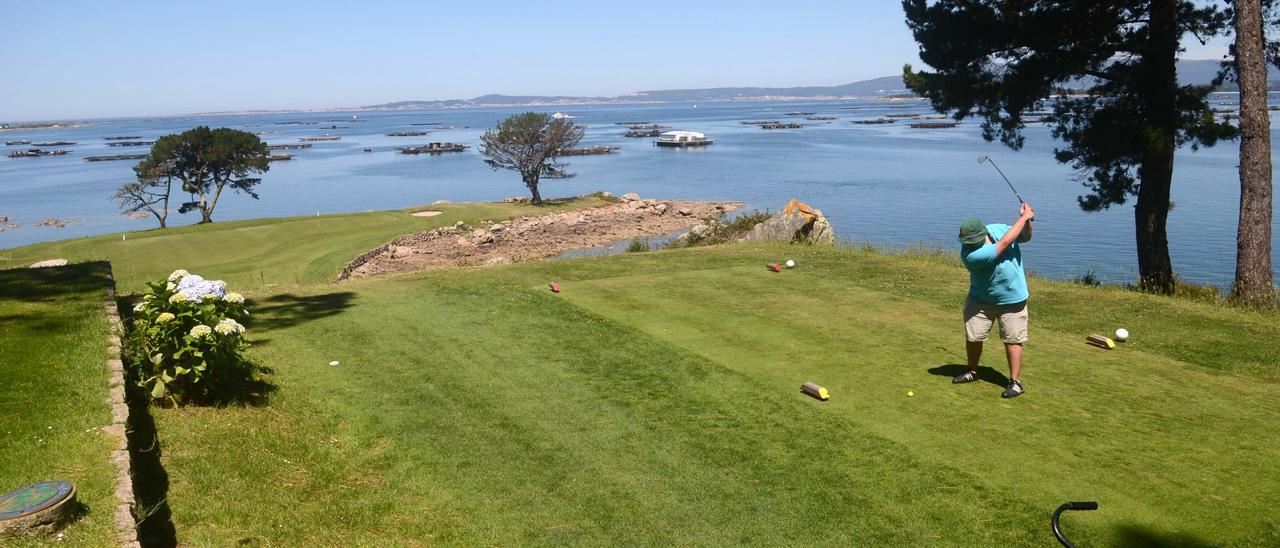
977, 155, 989, 164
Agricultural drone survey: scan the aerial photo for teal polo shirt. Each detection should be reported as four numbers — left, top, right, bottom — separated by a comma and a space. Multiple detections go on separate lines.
960, 223, 1029, 305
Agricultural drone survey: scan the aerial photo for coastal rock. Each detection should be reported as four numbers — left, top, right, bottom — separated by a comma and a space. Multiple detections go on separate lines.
29, 259, 68, 268
504, 196, 531, 203
653, 203, 669, 215
743, 198, 835, 245
620, 192, 641, 203
490, 223, 506, 232
690, 224, 713, 239
677, 207, 692, 217
390, 246, 414, 259
0, 215, 7, 223
600, 191, 614, 199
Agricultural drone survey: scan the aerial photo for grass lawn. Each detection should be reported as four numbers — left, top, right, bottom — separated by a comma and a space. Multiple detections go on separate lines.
0, 195, 614, 294
135, 243, 1278, 546
0, 263, 117, 546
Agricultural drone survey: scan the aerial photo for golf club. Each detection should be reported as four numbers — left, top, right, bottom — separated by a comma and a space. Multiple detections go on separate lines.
977, 155, 1025, 203
1052, 501, 1098, 548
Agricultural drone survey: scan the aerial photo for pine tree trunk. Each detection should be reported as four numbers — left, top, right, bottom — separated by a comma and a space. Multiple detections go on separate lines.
1133, 0, 1180, 294
1231, 0, 1276, 308
526, 175, 543, 205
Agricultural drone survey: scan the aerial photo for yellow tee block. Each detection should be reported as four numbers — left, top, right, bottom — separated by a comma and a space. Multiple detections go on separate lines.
1086, 334, 1116, 350
801, 381, 829, 400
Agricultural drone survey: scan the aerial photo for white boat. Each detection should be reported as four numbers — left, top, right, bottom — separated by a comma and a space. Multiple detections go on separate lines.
552, 112, 574, 120
655, 130, 713, 147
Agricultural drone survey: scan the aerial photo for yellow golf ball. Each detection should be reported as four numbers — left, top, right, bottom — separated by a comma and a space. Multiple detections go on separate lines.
907, 391, 914, 397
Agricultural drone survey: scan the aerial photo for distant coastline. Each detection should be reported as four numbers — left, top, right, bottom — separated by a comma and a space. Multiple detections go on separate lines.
0, 58, 1255, 124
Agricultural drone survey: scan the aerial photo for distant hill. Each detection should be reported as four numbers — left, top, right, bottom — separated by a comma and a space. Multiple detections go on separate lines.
358, 60, 1276, 112
360, 75, 912, 110
627, 75, 909, 101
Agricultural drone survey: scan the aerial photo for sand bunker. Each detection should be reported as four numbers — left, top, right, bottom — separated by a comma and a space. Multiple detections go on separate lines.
410, 210, 444, 217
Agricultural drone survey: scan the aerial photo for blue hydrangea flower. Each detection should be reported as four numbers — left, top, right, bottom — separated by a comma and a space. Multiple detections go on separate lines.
175, 274, 227, 301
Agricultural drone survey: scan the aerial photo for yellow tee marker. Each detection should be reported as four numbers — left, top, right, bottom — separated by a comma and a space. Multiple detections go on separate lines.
801, 381, 829, 401
1086, 333, 1116, 350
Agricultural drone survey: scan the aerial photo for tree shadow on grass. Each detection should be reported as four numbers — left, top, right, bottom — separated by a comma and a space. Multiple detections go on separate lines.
246, 291, 357, 333
1112, 524, 1218, 548
0, 261, 111, 303
927, 363, 1009, 387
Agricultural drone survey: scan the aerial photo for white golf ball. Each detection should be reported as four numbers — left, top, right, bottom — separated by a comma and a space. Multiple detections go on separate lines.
1114, 328, 1129, 342
329, 360, 340, 366
785, 259, 795, 268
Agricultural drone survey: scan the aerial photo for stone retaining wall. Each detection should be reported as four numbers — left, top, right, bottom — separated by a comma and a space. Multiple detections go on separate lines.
100, 269, 140, 547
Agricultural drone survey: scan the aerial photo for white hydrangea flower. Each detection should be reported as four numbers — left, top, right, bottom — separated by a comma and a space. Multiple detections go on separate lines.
169, 293, 189, 304
156, 312, 175, 324
166, 282, 176, 291
168, 269, 190, 282
133, 302, 146, 312
189, 325, 212, 338
223, 292, 244, 304
215, 318, 245, 335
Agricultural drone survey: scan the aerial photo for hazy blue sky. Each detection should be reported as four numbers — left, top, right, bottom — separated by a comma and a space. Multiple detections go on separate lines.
2, 1, 1232, 121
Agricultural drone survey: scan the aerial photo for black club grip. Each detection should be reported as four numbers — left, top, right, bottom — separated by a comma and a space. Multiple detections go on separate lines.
1066, 501, 1098, 511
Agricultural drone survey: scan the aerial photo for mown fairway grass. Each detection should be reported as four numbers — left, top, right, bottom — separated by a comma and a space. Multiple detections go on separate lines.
132, 243, 1277, 546
0, 263, 117, 546
0, 195, 613, 294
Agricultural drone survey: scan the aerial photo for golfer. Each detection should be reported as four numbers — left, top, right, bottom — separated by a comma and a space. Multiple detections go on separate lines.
952, 202, 1035, 398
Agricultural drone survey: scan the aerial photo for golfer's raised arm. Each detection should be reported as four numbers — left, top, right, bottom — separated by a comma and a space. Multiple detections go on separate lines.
1017, 203, 1034, 242
995, 203, 1035, 256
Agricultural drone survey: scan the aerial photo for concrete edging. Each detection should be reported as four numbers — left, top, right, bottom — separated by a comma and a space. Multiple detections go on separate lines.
101, 268, 140, 547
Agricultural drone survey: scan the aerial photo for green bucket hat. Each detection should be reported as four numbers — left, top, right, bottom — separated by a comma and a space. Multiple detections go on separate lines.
958, 218, 988, 245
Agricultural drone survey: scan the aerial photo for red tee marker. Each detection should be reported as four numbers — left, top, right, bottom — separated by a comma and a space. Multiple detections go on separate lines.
767, 263, 782, 272
549, 282, 561, 293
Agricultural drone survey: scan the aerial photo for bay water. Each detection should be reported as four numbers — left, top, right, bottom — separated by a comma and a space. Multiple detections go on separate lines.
2, 99, 1276, 287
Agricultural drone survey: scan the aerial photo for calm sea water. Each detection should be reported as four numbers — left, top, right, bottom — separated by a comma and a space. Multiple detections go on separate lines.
1, 99, 1276, 287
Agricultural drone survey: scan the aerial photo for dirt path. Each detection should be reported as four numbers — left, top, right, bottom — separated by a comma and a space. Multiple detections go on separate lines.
339, 194, 738, 280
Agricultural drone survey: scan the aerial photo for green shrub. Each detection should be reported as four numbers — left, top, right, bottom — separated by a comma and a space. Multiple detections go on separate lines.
626, 237, 650, 253
1074, 269, 1101, 287
664, 210, 773, 249
128, 269, 251, 404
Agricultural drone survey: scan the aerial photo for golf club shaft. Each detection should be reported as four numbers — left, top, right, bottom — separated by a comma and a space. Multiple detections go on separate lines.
985, 158, 1024, 203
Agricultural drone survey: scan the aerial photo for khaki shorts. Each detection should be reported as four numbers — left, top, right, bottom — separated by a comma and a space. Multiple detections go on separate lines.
964, 298, 1029, 344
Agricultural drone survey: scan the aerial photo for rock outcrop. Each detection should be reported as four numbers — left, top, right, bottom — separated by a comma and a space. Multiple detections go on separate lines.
743, 199, 835, 245
338, 195, 740, 280
29, 259, 69, 268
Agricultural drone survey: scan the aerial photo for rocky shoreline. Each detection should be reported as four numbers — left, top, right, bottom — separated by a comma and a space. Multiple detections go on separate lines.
338, 194, 740, 280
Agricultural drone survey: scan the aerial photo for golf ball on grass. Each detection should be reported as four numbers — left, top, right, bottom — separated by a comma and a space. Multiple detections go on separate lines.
785, 259, 795, 268
1114, 328, 1129, 342
907, 391, 914, 397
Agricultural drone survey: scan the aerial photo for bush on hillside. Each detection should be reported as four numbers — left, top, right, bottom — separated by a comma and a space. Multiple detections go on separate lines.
626, 237, 650, 253
664, 210, 773, 249
128, 269, 252, 404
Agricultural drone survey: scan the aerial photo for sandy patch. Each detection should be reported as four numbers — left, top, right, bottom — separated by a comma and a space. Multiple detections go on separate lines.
411, 210, 444, 217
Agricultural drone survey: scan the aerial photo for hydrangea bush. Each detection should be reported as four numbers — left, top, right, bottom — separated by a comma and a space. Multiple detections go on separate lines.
129, 269, 251, 403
